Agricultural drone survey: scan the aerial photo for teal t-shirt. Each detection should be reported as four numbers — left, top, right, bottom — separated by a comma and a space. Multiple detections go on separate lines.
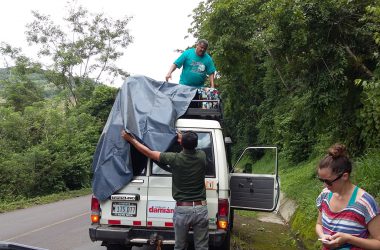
174, 48, 216, 87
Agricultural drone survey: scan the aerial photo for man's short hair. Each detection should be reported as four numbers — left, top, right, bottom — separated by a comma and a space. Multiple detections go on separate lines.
197, 39, 209, 47
181, 131, 198, 150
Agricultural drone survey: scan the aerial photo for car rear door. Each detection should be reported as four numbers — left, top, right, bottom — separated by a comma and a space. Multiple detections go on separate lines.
229, 147, 280, 212
147, 165, 175, 228
99, 154, 149, 226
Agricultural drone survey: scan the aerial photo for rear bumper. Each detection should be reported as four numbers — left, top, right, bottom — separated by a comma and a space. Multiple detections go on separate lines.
89, 224, 227, 247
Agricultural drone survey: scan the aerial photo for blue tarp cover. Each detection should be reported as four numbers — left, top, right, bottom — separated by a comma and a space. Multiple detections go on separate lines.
91, 75, 197, 201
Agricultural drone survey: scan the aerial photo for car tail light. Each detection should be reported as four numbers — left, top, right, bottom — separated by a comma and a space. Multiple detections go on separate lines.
91, 195, 101, 224
217, 198, 229, 230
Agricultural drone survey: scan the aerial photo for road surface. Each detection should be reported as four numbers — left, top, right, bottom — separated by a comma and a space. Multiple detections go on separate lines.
0, 195, 106, 250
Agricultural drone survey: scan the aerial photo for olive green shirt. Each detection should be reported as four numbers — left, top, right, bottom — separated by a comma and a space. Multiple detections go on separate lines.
159, 149, 207, 202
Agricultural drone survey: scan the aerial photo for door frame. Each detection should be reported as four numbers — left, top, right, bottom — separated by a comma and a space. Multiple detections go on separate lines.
229, 146, 280, 212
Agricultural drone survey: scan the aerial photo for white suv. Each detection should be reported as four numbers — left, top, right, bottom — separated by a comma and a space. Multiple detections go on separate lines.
89, 104, 280, 250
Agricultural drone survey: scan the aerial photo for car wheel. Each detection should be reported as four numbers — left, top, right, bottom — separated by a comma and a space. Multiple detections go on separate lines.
222, 232, 231, 250
229, 208, 235, 232
211, 231, 230, 250
106, 244, 132, 250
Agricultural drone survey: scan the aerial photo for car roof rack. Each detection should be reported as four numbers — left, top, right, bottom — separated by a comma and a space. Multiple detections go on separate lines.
181, 99, 223, 122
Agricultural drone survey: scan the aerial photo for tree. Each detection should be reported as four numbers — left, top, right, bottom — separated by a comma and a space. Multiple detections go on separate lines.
0, 4, 125, 200
0, 55, 45, 112
0, 42, 22, 70
80, 84, 119, 125
25, 4, 133, 106
190, 0, 380, 162
355, 3, 380, 149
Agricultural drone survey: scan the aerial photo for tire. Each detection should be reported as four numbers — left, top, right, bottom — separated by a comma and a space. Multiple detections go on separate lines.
210, 231, 231, 250
106, 244, 132, 250
229, 208, 235, 232
221, 231, 231, 250
161, 246, 175, 250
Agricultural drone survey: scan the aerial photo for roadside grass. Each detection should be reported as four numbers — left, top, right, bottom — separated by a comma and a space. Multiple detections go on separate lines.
231, 211, 300, 250
353, 149, 380, 203
231, 235, 251, 250
0, 188, 92, 213
280, 158, 322, 250
233, 148, 277, 174
235, 209, 258, 218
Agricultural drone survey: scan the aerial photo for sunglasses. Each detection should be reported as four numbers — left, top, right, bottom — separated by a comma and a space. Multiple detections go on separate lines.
318, 173, 344, 186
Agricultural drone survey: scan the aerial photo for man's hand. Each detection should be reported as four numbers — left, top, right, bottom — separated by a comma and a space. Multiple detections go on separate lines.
165, 64, 177, 82
121, 129, 161, 162
121, 130, 135, 143
165, 73, 172, 82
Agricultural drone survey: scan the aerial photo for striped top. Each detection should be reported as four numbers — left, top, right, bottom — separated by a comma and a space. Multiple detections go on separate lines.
316, 187, 379, 250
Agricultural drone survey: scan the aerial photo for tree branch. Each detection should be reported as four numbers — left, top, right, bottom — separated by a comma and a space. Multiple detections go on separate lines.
344, 45, 373, 77
96, 39, 110, 83
266, 48, 289, 90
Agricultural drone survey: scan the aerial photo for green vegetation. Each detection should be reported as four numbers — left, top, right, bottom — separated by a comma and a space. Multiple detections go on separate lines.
0, 188, 92, 213
189, 0, 380, 248
191, 0, 380, 161
231, 211, 300, 250
235, 209, 258, 218
0, 3, 126, 203
233, 148, 277, 174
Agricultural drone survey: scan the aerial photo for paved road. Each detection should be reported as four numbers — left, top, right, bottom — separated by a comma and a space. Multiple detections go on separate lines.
0, 195, 167, 250
0, 195, 103, 250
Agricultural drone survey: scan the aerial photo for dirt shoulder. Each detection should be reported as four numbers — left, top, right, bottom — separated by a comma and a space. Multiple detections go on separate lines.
231, 211, 305, 250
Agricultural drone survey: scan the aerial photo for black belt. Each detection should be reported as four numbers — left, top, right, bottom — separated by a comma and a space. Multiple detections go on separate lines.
176, 201, 206, 206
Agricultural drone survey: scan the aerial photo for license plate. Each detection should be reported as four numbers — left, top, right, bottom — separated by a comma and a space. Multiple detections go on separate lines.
111, 202, 137, 217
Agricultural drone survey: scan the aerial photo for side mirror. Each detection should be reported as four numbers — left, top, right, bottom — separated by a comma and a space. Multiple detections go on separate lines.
224, 137, 232, 144
224, 137, 233, 172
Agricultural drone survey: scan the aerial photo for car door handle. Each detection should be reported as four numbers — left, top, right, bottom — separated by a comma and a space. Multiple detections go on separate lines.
131, 179, 144, 183
249, 182, 254, 192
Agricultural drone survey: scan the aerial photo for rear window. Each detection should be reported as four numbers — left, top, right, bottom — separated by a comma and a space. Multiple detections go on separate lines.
131, 146, 147, 176
151, 131, 215, 177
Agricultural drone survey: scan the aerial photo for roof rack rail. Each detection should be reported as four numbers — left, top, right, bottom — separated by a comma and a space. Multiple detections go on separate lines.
181, 99, 223, 121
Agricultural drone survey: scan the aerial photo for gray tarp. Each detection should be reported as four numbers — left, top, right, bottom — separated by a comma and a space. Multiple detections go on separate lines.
92, 75, 197, 201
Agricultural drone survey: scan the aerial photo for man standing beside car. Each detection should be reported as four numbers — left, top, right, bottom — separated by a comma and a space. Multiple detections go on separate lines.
121, 130, 209, 250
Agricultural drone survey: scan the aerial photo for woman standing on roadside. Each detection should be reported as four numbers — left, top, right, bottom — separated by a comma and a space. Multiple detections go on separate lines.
315, 143, 380, 249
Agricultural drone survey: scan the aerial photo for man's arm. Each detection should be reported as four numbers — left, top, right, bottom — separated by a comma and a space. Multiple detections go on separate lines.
165, 64, 177, 82
209, 73, 215, 88
121, 130, 160, 162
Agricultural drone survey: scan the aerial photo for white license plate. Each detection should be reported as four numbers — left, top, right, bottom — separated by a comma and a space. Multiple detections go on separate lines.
111, 202, 137, 217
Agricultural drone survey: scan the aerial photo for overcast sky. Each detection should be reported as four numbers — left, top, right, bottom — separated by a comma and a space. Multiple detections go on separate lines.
0, 0, 201, 86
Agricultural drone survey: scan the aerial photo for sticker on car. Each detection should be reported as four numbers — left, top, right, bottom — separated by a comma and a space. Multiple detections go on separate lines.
147, 201, 175, 219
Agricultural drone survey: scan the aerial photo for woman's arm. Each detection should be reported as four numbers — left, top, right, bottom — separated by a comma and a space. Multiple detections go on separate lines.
316, 211, 333, 246
316, 211, 325, 238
